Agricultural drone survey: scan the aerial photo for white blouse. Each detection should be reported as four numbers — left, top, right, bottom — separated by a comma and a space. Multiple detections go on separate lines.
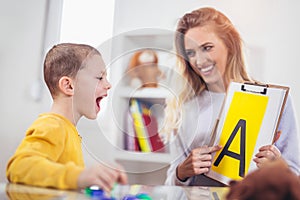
165, 90, 300, 186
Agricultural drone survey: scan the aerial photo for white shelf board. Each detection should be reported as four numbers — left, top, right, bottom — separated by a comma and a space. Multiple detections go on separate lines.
123, 28, 174, 37
118, 86, 173, 99
114, 149, 172, 164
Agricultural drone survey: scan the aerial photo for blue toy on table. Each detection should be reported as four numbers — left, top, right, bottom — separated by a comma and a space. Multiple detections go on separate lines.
85, 185, 152, 200
85, 186, 115, 200
122, 193, 152, 200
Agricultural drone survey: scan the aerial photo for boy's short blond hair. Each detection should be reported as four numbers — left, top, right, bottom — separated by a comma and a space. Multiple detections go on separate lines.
43, 43, 100, 97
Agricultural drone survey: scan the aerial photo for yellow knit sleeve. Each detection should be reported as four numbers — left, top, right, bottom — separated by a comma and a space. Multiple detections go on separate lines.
6, 114, 84, 189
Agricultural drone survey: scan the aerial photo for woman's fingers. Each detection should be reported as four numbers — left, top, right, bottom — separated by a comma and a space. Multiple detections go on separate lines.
254, 145, 281, 168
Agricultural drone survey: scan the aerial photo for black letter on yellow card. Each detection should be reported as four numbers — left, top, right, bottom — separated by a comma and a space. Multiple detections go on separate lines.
213, 119, 246, 177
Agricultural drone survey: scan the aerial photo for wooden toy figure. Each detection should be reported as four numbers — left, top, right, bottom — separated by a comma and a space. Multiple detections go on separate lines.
126, 49, 162, 88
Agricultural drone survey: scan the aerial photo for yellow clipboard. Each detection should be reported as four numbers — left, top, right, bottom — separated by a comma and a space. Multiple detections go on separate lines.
206, 81, 289, 185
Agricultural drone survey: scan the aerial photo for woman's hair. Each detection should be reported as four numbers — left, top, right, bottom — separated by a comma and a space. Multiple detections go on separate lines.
44, 43, 100, 97
161, 7, 252, 139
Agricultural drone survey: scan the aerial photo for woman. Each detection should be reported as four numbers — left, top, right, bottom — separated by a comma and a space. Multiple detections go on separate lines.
163, 7, 300, 186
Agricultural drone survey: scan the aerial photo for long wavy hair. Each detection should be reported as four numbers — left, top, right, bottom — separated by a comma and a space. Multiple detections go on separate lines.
161, 7, 252, 140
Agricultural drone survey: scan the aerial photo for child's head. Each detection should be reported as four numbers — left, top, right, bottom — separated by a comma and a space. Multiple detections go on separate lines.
44, 43, 111, 121
44, 43, 99, 97
226, 158, 300, 200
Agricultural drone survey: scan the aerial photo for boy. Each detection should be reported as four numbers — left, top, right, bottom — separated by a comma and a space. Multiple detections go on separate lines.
6, 43, 127, 191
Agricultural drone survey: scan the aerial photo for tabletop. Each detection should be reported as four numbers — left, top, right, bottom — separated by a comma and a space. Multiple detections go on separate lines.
0, 183, 229, 200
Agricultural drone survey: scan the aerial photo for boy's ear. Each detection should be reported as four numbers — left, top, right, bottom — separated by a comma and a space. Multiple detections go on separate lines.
58, 76, 74, 96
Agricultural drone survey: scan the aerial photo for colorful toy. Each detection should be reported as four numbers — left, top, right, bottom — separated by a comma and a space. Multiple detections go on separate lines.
84, 185, 152, 200
84, 186, 116, 200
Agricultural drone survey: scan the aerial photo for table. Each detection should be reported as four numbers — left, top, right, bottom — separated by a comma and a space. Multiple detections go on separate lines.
0, 183, 229, 199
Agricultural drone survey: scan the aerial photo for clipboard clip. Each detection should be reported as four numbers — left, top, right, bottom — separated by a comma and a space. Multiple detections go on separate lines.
241, 82, 268, 95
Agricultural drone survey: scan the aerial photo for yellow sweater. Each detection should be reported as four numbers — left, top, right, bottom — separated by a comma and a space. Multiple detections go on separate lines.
6, 113, 84, 189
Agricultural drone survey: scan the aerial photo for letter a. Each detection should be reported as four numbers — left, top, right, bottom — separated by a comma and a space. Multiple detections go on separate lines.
213, 119, 246, 177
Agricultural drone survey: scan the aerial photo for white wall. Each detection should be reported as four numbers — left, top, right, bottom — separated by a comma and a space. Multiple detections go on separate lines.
0, 0, 62, 182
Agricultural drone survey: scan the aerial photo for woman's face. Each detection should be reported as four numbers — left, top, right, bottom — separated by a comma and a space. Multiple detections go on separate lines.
184, 25, 228, 92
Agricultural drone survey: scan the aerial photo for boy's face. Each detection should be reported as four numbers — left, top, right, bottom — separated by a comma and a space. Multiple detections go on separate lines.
72, 54, 111, 120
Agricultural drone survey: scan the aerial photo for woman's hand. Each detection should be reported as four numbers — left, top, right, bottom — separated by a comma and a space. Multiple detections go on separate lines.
176, 145, 222, 181
253, 144, 281, 168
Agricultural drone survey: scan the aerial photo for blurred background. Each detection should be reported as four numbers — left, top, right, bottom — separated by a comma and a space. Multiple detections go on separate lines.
1, 0, 300, 184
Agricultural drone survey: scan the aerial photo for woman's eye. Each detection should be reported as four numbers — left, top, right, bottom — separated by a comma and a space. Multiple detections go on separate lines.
185, 50, 195, 58
97, 77, 103, 81
202, 45, 212, 51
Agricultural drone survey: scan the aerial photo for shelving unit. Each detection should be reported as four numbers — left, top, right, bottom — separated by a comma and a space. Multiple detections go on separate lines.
108, 1, 184, 184
107, 28, 178, 184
